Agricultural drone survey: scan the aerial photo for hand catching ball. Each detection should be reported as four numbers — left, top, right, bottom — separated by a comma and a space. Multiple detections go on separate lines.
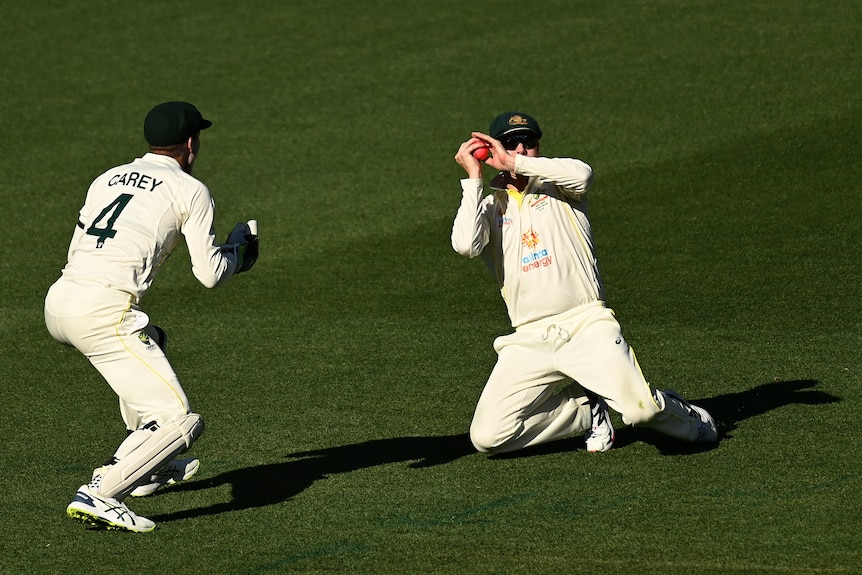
472, 145, 490, 162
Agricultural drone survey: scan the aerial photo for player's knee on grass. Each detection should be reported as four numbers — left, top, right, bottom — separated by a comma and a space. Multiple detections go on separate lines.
469, 430, 495, 454
469, 419, 515, 454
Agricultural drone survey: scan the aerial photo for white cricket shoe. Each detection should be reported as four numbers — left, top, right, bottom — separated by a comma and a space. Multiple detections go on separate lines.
664, 389, 718, 442
131, 458, 200, 497
585, 395, 615, 453
67, 485, 155, 533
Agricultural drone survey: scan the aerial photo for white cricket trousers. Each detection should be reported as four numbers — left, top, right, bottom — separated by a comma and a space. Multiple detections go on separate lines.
44, 278, 191, 430
470, 302, 690, 454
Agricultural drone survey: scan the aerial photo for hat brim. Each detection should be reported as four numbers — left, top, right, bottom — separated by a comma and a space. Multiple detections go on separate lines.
496, 127, 541, 139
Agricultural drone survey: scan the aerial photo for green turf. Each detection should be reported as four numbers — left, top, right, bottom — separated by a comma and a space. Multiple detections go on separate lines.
1, 0, 859, 573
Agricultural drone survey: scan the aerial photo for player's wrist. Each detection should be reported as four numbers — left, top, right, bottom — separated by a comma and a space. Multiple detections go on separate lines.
219, 243, 244, 272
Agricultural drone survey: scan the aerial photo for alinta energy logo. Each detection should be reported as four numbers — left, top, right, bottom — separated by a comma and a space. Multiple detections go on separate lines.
520, 228, 553, 272
521, 228, 540, 249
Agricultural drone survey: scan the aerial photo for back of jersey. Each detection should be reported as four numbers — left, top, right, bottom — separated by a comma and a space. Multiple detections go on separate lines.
62, 154, 198, 299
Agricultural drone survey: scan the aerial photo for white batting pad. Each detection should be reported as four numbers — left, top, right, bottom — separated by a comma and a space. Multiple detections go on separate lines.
97, 413, 204, 500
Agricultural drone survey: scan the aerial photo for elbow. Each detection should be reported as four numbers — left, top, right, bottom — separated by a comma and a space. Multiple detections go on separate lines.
451, 228, 487, 258
451, 238, 480, 258
451, 240, 469, 257
579, 165, 594, 192
194, 272, 221, 289
192, 264, 231, 289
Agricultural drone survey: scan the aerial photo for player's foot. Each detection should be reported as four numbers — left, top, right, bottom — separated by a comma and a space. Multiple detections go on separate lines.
67, 484, 155, 533
130, 457, 200, 497
585, 394, 615, 452
664, 389, 718, 442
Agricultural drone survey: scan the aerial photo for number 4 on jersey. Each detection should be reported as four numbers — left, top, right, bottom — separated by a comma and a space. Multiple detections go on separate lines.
86, 193, 133, 248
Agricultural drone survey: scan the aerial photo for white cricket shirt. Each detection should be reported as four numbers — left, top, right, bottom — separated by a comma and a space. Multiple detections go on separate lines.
451, 154, 604, 328
59, 153, 237, 300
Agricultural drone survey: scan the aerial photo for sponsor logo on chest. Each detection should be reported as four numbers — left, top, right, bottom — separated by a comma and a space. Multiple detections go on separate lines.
520, 227, 553, 272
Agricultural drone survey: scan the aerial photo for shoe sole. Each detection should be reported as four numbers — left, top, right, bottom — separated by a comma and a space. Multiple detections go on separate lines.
688, 404, 718, 442
176, 459, 200, 483
664, 389, 718, 442
67, 505, 155, 533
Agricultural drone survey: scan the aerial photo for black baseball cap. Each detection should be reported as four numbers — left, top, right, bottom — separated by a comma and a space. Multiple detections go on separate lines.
489, 111, 542, 140
144, 101, 212, 146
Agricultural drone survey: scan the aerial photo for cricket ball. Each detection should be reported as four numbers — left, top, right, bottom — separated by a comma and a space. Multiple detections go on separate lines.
472, 145, 490, 162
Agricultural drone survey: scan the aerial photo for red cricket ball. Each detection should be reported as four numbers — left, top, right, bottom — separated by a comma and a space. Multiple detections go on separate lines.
472, 145, 490, 162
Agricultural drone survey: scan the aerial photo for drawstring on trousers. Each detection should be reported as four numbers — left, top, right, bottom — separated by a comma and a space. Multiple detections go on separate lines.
540, 324, 571, 342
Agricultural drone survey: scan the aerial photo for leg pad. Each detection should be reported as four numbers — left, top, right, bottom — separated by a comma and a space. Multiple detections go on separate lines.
95, 413, 203, 500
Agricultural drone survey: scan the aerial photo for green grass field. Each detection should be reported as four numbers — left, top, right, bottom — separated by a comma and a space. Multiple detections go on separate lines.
1, 1, 860, 573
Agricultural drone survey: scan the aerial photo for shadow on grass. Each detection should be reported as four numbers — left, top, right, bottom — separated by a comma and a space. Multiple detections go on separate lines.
697, 378, 839, 436
495, 379, 840, 458
631, 378, 839, 455
150, 381, 839, 521
149, 433, 473, 523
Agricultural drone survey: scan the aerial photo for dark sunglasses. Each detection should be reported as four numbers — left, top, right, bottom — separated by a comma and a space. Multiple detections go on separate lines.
501, 133, 540, 150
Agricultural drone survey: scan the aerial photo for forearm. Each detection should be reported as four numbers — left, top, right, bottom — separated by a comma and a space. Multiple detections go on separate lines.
451, 178, 491, 257
191, 239, 237, 288
184, 188, 238, 288
514, 155, 593, 194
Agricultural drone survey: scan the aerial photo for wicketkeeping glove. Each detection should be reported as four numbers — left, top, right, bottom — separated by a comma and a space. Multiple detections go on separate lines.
221, 221, 259, 274
239, 225, 259, 273
226, 222, 250, 245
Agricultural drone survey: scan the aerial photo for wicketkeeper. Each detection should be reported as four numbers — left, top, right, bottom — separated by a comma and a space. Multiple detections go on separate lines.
45, 101, 259, 532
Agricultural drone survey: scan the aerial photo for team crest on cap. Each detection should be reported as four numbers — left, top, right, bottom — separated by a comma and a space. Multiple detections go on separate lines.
508, 115, 530, 128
